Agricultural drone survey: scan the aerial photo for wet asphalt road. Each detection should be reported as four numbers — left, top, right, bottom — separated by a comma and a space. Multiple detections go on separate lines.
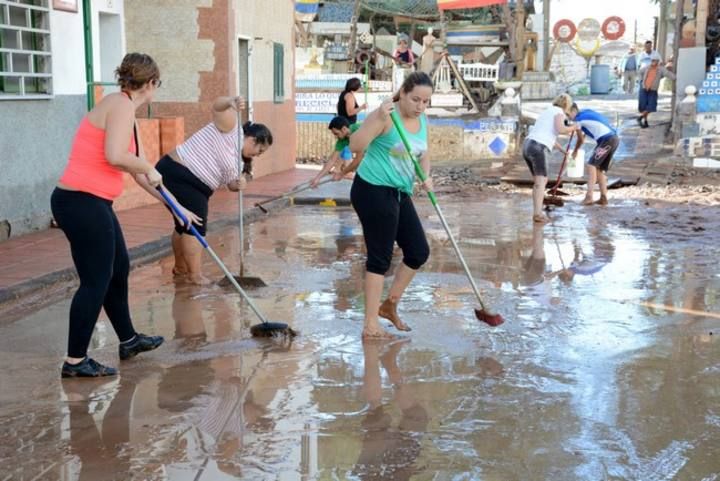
1, 192, 719, 480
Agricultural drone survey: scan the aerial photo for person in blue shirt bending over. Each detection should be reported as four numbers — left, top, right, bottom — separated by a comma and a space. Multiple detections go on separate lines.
569, 103, 620, 206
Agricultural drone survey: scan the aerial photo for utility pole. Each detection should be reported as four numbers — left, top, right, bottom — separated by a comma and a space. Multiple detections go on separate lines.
439, 9, 447, 46
515, 0, 527, 78
543, 0, 550, 71
634, 19, 637, 45
657, 0, 669, 60
670, 0, 684, 141
348, 0, 362, 58
503, 1, 526, 78
697, 0, 709, 46
501, 3, 515, 71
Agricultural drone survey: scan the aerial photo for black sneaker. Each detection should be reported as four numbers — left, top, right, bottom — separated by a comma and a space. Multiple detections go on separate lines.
119, 333, 164, 360
636, 116, 643, 127
61, 357, 117, 378
642, 119, 649, 128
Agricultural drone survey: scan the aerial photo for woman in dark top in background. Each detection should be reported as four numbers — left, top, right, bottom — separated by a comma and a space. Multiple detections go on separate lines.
337, 77, 367, 125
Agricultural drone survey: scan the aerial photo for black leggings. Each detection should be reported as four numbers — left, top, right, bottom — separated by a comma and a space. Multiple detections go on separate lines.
51, 188, 136, 358
350, 175, 430, 275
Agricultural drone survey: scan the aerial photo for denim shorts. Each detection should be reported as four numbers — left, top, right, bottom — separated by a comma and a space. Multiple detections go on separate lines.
522, 138, 551, 177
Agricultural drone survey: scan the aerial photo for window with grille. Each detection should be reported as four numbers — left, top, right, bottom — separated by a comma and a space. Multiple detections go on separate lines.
0, 0, 52, 99
273, 42, 284, 103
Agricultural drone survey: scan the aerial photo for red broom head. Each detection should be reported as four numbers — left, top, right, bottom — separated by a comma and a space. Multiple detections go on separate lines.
475, 309, 504, 327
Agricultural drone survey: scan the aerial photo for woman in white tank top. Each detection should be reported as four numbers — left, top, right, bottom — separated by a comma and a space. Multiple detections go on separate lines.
522, 93, 581, 224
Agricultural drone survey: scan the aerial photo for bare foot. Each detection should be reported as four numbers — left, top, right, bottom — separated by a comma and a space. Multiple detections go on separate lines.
362, 326, 397, 340
172, 266, 188, 277
581, 197, 594, 206
533, 214, 550, 224
187, 274, 212, 286
595, 196, 608, 206
379, 298, 412, 331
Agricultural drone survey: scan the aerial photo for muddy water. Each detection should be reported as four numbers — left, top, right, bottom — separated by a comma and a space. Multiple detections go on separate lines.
1, 194, 719, 480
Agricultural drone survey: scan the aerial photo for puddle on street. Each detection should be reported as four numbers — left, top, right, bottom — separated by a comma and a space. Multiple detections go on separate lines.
1, 193, 719, 480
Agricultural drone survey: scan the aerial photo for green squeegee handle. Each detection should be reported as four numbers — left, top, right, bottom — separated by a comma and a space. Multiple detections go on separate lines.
389, 111, 437, 205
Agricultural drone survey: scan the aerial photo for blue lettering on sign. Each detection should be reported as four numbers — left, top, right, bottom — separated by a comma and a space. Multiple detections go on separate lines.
427, 117, 517, 132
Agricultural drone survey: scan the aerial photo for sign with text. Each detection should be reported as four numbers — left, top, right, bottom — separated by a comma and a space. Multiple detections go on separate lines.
296, 92, 391, 114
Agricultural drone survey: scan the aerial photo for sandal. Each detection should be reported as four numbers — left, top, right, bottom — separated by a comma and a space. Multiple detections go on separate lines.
533, 214, 550, 224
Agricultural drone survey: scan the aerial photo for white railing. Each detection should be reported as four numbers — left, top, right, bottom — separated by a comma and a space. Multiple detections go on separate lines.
457, 62, 499, 82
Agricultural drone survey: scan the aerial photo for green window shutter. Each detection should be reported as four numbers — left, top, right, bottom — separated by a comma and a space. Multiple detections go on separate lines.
273, 42, 284, 103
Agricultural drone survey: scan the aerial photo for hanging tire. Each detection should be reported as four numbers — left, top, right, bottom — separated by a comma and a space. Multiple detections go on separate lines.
355, 50, 371, 64
553, 19, 577, 43
602, 16, 626, 41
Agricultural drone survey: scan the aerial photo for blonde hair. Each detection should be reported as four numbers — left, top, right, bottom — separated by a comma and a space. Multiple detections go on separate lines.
552, 93, 573, 113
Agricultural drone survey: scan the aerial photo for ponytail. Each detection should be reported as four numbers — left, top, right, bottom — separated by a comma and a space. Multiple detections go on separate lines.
242, 121, 273, 145
392, 71, 433, 102
241, 121, 274, 176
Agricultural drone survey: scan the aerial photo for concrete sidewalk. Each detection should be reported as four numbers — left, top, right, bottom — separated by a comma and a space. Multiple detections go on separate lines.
0, 168, 317, 310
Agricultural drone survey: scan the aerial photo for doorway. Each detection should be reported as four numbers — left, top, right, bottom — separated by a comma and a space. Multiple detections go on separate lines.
238, 38, 252, 123
99, 12, 122, 85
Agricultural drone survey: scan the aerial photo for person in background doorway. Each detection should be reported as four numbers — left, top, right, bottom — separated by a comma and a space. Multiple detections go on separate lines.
157, 99, 273, 285
521, 93, 581, 224
51, 53, 194, 377
569, 103, 620, 206
637, 53, 675, 128
337, 78, 367, 125
620, 46, 638, 95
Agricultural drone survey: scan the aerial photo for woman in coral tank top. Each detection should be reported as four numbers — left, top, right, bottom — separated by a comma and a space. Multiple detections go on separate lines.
51, 53, 199, 378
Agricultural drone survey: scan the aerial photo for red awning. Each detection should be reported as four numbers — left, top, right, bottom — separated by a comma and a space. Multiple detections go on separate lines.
437, 0, 508, 10
437, 0, 507, 10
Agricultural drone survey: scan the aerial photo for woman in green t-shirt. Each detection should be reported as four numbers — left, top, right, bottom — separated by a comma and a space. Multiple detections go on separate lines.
349, 72, 434, 339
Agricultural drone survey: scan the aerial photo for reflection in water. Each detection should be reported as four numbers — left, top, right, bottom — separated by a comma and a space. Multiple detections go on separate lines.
62, 375, 139, 481
172, 286, 207, 344
3, 199, 720, 480
554, 218, 616, 284
352, 340, 429, 480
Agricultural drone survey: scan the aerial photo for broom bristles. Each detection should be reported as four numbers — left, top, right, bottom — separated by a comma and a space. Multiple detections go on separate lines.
475, 309, 504, 327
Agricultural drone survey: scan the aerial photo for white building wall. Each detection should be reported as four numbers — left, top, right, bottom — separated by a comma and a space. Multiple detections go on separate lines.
49, 7, 86, 95
235, 0, 294, 103
0, 2, 104, 237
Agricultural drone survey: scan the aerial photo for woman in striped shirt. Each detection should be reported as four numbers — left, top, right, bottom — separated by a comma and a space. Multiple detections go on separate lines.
156, 97, 273, 285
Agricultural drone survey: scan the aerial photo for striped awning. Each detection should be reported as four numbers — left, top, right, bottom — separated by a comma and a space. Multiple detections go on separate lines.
295, 0, 319, 22
437, 0, 507, 10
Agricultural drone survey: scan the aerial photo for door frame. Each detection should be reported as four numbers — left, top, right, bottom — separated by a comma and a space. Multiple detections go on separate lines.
238, 35, 253, 122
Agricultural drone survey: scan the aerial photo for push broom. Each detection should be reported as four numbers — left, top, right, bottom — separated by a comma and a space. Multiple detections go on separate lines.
254, 176, 333, 214
227, 106, 266, 288
390, 111, 504, 327
157, 186, 297, 337
544, 131, 575, 208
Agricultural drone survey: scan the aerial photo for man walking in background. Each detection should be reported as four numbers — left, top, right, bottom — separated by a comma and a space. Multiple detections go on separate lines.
637, 53, 675, 128
638, 40, 658, 70
621, 46, 638, 95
